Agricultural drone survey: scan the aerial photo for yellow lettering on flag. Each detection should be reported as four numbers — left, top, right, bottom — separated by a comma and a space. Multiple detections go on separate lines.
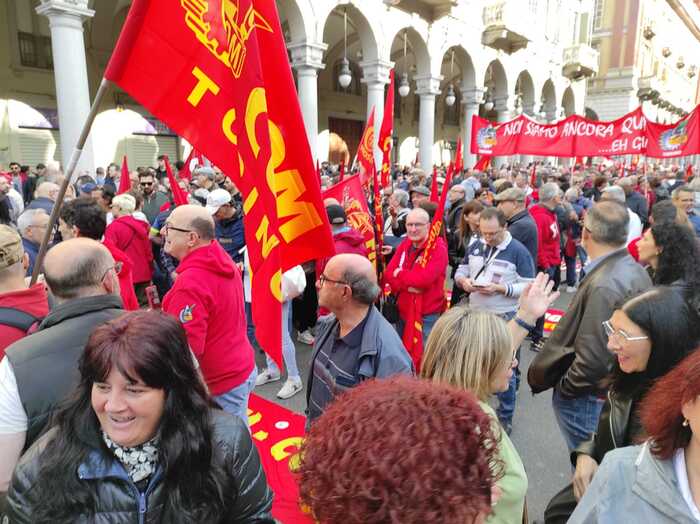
187, 66, 220, 106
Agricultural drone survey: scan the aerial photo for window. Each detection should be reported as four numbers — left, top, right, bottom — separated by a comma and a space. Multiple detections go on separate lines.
17, 32, 53, 70
593, 0, 604, 30
529, 0, 539, 16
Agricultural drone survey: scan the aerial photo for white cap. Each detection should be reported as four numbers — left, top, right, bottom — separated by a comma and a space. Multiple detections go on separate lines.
205, 188, 232, 215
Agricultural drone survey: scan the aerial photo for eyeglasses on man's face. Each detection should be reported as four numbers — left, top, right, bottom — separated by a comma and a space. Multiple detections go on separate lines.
100, 261, 124, 281
163, 223, 192, 235
602, 320, 649, 343
318, 274, 348, 288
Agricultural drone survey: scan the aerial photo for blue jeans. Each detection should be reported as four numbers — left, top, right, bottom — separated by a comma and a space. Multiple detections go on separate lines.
496, 311, 518, 426
564, 246, 588, 286
264, 301, 300, 380
552, 388, 605, 453
214, 367, 258, 428
244, 301, 260, 350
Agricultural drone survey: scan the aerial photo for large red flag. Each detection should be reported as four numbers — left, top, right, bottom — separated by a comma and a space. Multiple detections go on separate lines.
117, 155, 131, 194
378, 70, 395, 187
105, 0, 335, 369
356, 106, 376, 188
454, 137, 463, 174
430, 166, 439, 202
164, 155, 189, 207
402, 164, 453, 370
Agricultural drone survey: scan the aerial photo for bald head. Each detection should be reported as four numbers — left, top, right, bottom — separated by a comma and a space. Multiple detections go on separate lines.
44, 238, 116, 300
407, 207, 430, 225
331, 253, 379, 306
170, 205, 215, 240
36, 182, 59, 201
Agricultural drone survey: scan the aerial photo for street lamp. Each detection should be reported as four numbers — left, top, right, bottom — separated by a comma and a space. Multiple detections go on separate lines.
398, 31, 410, 97
338, 10, 352, 89
445, 50, 456, 107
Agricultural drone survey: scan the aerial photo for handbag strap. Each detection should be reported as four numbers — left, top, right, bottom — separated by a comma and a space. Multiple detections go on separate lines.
472, 244, 501, 282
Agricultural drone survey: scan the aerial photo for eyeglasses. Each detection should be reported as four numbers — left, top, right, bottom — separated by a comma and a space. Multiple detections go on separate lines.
602, 320, 649, 342
318, 274, 349, 287
163, 223, 192, 234
406, 222, 429, 228
100, 261, 123, 281
140, 182, 154, 187
481, 229, 504, 238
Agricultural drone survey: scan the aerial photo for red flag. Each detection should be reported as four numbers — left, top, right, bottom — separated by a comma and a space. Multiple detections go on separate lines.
105, 0, 335, 370
619, 162, 625, 178
378, 70, 395, 187
163, 155, 188, 207
430, 166, 439, 202
117, 155, 131, 194
178, 148, 196, 181
454, 137, 463, 174
530, 162, 537, 187
402, 164, 453, 369
686, 163, 694, 181
371, 164, 384, 269
339, 160, 345, 182
474, 155, 491, 172
356, 106, 376, 188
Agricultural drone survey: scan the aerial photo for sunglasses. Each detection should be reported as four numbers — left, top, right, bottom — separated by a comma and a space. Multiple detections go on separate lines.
140, 182, 154, 187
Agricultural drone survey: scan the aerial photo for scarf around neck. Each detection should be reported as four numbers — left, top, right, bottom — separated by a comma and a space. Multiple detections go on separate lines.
102, 431, 160, 483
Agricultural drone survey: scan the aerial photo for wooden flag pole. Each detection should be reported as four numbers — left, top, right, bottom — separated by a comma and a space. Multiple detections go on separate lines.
30, 78, 112, 285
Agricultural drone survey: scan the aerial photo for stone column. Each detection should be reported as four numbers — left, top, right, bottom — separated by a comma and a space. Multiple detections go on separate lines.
461, 87, 484, 169
360, 60, 392, 169
415, 75, 442, 171
289, 42, 327, 161
493, 96, 515, 168
36, 0, 95, 175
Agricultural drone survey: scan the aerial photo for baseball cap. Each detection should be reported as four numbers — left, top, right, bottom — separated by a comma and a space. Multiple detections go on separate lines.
205, 188, 231, 215
494, 187, 526, 202
0, 225, 23, 270
326, 204, 347, 225
79, 182, 98, 194
410, 185, 431, 197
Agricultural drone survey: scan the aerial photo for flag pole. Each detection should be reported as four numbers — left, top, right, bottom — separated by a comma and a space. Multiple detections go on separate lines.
30, 78, 112, 285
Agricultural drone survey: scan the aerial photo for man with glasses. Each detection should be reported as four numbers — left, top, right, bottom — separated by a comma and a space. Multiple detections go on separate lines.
384, 208, 449, 355
138, 172, 168, 225
16, 209, 49, 277
529, 201, 652, 453
0, 239, 124, 505
454, 207, 535, 435
161, 205, 256, 427
306, 253, 413, 426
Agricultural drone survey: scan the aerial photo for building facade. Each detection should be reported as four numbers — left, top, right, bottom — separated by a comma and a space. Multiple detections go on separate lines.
0, 0, 597, 172
586, 0, 700, 123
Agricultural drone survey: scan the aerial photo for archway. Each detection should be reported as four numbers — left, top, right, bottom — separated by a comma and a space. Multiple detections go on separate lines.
562, 86, 576, 117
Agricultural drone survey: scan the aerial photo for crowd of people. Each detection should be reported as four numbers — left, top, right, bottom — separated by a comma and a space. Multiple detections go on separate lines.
0, 154, 699, 522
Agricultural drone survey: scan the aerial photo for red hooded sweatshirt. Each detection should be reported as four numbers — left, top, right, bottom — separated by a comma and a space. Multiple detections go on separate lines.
104, 215, 153, 284
383, 236, 448, 318
529, 203, 561, 269
0, 283, 49, 359
162, 241, 254, 396
102, 239, 139, 311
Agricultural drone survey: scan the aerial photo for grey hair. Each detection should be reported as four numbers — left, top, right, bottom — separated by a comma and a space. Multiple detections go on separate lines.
539, 182, 561, 202
564, 187, 580, 202
44, 247, 113, 300
189, 216, 215, 240
601, 185, 625, 203
392, 189, 409, 208
672, 185, 695, 199
17, 209, 47, 236
343, 268, 380, 305
584, 201, 629, 247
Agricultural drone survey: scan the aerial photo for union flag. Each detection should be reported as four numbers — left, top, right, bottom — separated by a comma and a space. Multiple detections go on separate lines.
356, 106, 376, 188
377, 70, 395, 187
105, 0, 334, 369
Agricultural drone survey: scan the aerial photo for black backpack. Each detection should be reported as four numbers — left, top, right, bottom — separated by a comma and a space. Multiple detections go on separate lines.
0, 307, 42, 334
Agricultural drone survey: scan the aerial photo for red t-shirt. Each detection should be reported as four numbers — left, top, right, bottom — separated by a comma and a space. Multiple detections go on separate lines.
0, 283, 50, 359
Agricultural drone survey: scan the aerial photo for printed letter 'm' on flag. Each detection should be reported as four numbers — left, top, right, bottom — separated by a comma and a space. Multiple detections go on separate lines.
105, 0, 334, 369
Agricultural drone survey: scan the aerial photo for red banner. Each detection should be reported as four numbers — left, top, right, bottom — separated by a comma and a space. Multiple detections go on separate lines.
356, 106, 376, 188
105, 0, 335, 369
118, 155, 130, 195
321, 174, 376, 267
471, 106, 700, 158
378, 70, 395, 187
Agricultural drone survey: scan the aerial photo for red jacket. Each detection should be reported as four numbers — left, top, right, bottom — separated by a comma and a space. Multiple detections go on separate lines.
0, 283, 49, 359
530, 204, 561, 269
383, 237, 448, 317
162, 241, 254, 395
104, 215, 153, 284
102, 239, 139, 311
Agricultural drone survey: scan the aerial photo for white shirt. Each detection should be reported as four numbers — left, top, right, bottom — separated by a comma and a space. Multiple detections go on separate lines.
627, 209, 643, 245
0, 357, 27, 433
674, 448, 700, 521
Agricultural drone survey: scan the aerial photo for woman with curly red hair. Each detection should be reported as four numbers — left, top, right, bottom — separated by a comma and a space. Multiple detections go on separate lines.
571, 348, 700, 522
296, 375, 502, 524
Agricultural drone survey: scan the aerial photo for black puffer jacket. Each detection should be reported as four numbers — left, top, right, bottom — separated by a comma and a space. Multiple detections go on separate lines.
6, 410, 274, 523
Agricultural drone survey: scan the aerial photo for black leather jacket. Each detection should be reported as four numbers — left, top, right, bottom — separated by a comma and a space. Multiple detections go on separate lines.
571, 390, 644, 466
6, 410, 274, 523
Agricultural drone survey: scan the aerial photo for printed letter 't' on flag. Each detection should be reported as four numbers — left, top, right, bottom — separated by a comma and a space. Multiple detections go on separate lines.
104, 0, 335, 370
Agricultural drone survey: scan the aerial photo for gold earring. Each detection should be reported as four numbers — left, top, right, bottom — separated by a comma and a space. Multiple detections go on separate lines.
683, 419, 690, 427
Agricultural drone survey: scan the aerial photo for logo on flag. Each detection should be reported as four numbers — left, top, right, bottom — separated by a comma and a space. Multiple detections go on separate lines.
181, 0, 272, 78
477, 126, 497, 150
659, 120, 688, 152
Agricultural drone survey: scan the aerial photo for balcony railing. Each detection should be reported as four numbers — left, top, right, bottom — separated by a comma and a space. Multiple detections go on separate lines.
481, 1, 533, 54
562, 44, 599, 80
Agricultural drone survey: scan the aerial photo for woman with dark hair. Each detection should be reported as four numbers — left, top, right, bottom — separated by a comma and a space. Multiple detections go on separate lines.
571, 348, 700, 522
0, 195, 13, 226
544, 286, 700, 523
5, 310, 273, 523
636, 221, 700, 290
297, 375, 502, 524
448, 200, 484, 306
